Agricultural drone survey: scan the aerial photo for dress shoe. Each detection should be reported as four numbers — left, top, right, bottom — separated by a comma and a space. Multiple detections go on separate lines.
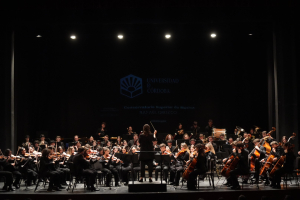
13, 183, 20, 189
138, 178, 143, 182
2, 185, 7, 190
115, 184, 121, 187
231, 185, 241, 190
187, 187, 197, 190
90, 187, 99, 191
149, 178, 153, 183
7, 187, 15, 191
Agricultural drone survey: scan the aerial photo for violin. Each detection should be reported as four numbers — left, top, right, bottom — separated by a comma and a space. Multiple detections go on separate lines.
177, 149, 187, 157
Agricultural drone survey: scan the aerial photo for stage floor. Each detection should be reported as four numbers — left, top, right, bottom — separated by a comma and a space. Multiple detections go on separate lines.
1, 177, 300, 200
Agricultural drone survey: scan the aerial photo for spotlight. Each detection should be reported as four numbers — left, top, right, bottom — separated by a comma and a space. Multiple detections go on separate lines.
165, 34, 171, 39
36, 35, 42, 38
249, 33, 253, 36
70, 35, 76, 39
210, 33, 216, 38
118, 35, 124, 39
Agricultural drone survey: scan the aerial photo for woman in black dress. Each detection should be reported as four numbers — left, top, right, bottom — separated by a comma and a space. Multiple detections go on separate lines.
138, 124, 157, 182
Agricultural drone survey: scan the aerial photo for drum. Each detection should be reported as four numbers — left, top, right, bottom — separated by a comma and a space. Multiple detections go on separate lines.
213, 128, 226, 139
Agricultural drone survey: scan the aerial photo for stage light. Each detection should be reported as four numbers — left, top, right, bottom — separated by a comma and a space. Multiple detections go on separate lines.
165, 34, 171, 39
118, 35, 124, 39
70, 35, 76, 39
249, 33, 253, 36
36, 35, 42, 38
210, 33, 216, 38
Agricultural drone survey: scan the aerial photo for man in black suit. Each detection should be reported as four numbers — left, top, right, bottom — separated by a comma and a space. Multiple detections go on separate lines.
190, 121, 201, 139
73, 147, 98, 191
55, 136, 64, 150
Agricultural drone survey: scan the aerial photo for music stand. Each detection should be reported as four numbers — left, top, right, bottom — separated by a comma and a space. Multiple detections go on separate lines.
176, 139, 189, 146
123, 134, 133, 142
154, 148, 160, 152
154, 154, 171, 184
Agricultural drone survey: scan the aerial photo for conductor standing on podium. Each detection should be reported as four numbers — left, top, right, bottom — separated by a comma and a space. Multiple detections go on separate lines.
139, 124, 157, 182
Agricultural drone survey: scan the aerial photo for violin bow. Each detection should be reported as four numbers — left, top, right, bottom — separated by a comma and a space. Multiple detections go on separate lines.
150, 121, 155, 131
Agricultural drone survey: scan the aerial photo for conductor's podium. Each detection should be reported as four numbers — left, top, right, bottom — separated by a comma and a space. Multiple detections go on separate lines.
128, 180, 167, 192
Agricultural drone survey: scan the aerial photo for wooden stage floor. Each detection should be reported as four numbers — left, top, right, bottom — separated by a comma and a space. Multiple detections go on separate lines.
1, 177, 299, 200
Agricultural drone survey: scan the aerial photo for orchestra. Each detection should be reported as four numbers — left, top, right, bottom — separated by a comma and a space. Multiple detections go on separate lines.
0, 121, 298, 192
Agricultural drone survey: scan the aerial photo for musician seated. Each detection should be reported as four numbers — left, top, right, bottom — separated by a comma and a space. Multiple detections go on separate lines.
49, 140, 56, 147
227, 137, 234, 145
128, 134, 139, 147
243, 138, 254, 153
127, 126, 135, 135
0, 162, 14, 191
22, 135, 32, 150
33, 140, 41, 152
39, 134, 48, 149
227, 143, 249, 190
74, 141, 82, 152
189, 139, 196, 147
19, 147, 38, 186
87, 136, 97, 149
73, 147, 98, 191
187, 144, 208, 190
154, 144, 170, 182
252, 139, 266, 183
73, 135, 82, 145
196, 134, 205, 144
271, 143, 296, 189
183, 133, 190, 141
207, 136, 218, 151
100, 135, 109, 146
165, 134, 174, 144
166, 140, 177, 152
190, 121, 200, 139
100, 147, 120, 187
169, 143, 189, 186
205, 119, 215, 138
153, 138, 159, 149
39, 148, 64, 191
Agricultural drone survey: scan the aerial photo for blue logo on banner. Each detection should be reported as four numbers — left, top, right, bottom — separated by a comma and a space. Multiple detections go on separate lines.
120, 74, 143, 98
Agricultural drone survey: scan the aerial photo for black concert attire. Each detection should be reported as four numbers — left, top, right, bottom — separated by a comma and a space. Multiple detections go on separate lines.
169, 151, 189, 185
252, 145, 266, 182
190, 126, 201, 139
205, 125, 215, 138
54, 155, 70, 184
0, 160, 14, 190
119, 156, 132, 184
139, 133, 155, 178
87, 141, 97, 149
244, 142, 254, 153
96, 128, 108, 140
227, 149, 249, 188
34, 146, 42, 152
167, 145, 177, 153
128, 139, 138, 147
100, 155, 120, 186
19, 155, 38, 185
272, 151, 296, 187
154, 152, 169, 182
174, 128, 184, 140
55, 141, 65, 150
39, 156, 62, 190
187, 153, 207, 190
73, 153, 97, 188
211, 142, 218, 153
22, 141, 32, 151
1, 156, 22, 188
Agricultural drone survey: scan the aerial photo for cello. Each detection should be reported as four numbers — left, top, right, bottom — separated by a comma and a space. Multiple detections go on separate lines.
263, 127, 276, 155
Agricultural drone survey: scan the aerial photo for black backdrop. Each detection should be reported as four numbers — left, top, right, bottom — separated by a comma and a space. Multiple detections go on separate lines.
14, 22, 269, 143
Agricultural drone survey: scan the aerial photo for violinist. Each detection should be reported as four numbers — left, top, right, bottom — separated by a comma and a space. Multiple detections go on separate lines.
100, 147, 120, 187
66, 146, 75, 164
187, 144, 207, 190
153, 138, 159, 149
104, 140, 113, 150
166, 140, 177, 152
227, 143, 249, 190
197, 134, 205, 144
128, 134, 139, 147
169, 143, 190, 186
271, 143, 296, 189
74, 141, 82, 152
207, 136, 218, 151
0, 157, 14, 191
154, 144, 170, 182
19, 147, 38, 186
48, 146, 67, 186
2, 149, 22, 189
39, 148, 64, 191
121, 147, 127, 154
115, 136, 123, 147
251, 139, 266, 184
55, 147, 69, 185
73, 147, 98, 191
101, 135, 109, 146
120, 146, 138, 185
174, 123, 184, 140
227, 137, 234, 145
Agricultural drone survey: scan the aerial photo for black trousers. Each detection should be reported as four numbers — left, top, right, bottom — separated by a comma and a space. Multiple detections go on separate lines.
12, 171, 22, 185
140, 159, 153, 178
254, 158, 261, 181
102, 167, 119, 186
26, 169, 38, 183
228, 168, 247, 187
133, 166, 141, 180
187, 169, 206, 189
169, 165, 184, 185
272, 168, 289, 186
121, 165, 131, 183
0, 171, 14, 186
155, 165, 169, 181
82, 169, 97, 187
45, 171, 61, 188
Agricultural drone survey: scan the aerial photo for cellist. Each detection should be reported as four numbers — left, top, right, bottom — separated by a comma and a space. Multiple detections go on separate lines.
227, 143, 249, 190
187, 143, 207, 190
271, 143, 295, 189
222, 141, 237, 187
251, 139, 266, 184
260, 141, 284, 186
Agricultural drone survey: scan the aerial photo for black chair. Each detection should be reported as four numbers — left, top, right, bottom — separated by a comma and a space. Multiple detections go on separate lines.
67, 162, 86, 192
34, 161, 48, 192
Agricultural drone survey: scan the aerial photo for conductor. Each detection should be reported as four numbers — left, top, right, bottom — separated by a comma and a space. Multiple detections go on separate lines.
138, 124, 157, 182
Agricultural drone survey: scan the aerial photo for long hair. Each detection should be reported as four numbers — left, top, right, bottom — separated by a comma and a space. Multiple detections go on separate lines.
42, 148, 50, 157
165, 134, 174, 141
195, 144, 205, 156
143, 124, 151, 136
206, 142, 216, 154
67, 146, 74, 155
181, 143, 190, 154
